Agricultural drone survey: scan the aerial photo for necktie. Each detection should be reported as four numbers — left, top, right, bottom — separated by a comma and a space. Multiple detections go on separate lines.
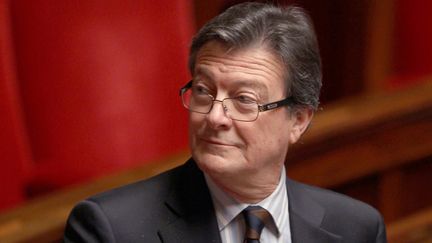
242, 205, 271, 243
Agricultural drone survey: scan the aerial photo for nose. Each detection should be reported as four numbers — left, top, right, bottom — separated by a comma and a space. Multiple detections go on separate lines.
206, 99, 232, 130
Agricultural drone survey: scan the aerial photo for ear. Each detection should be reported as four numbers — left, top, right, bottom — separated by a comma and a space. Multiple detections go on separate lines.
289, 107, 314, 144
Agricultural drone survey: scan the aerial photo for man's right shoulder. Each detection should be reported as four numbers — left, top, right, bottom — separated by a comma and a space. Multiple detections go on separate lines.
87, 161, 189, 208
64, 161, 195, 242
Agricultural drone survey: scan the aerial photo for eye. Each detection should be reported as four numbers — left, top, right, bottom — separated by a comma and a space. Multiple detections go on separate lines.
235, 95, 257, 104
192, 84, 210, 96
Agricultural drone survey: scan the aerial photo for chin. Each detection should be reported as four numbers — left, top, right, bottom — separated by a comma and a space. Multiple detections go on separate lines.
193, 152, 237, 176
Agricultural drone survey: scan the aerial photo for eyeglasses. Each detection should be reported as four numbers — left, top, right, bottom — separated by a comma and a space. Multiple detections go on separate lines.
179, 80, 295, 122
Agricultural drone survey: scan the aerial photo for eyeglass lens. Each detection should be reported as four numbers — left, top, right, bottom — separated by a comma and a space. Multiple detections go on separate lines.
181, 88, 258, 121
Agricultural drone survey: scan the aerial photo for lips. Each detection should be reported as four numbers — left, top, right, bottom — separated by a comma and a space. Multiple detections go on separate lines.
200, 137, 233, 146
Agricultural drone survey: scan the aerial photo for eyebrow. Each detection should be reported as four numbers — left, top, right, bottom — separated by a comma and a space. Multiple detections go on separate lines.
194, 67, 269, 96
229, 80, 268, 94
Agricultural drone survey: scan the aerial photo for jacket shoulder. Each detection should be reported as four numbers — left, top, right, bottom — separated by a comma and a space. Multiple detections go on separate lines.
89, 163, 182, 206
292, 179, 381, 218
288, 178, 387, 242
64, 162, 189, 242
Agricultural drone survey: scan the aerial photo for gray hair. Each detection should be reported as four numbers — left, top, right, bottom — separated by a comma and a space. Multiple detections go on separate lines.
189, 2, 322, 110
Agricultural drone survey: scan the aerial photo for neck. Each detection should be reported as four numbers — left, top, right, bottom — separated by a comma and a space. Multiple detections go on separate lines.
210, 167, 283, 204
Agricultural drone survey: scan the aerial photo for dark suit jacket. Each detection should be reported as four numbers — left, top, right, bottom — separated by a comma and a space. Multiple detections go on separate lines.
64, 159, 387, 243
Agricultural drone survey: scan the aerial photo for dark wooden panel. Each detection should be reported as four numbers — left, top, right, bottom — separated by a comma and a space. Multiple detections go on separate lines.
402, 159, 432, 217
286, 81, 432, 222
388, 207, 432, 243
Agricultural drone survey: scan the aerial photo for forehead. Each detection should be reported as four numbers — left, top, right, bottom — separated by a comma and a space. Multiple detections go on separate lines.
194, 41, 286, 90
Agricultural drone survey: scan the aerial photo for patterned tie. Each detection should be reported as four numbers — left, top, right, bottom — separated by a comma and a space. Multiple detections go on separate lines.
242, 206, 271, 243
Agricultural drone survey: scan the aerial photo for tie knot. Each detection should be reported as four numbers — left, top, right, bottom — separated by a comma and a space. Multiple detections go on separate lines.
242, 206, 271, 242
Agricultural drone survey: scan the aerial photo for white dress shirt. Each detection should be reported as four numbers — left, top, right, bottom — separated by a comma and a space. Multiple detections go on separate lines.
205, 167, 291, 243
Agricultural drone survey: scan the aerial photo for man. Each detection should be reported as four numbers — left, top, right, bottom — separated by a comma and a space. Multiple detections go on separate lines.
64, 2, 387, 242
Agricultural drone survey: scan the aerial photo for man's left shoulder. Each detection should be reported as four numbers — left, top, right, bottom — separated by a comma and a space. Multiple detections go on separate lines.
288, 178, 381, 218
287, 178, 387, 242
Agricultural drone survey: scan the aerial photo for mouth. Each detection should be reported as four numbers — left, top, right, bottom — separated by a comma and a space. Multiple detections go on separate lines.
200, 138, 233, 147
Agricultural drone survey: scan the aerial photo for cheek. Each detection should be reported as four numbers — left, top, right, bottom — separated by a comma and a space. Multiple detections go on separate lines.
188, 114, 201, 145
243, 119, 290, 152
189, 113, 203, 132
238, 125, 271, 155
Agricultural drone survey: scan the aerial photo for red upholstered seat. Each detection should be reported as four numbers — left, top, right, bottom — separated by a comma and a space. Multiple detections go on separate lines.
1, 0, 194, 205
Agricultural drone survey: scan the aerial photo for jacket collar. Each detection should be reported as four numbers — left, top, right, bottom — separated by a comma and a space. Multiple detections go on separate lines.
286, 178, 342, 242
158, 159, 222, 243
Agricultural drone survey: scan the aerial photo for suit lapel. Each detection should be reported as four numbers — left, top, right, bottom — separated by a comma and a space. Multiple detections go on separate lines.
158, 159, 222, 243
286, 178, 342, 243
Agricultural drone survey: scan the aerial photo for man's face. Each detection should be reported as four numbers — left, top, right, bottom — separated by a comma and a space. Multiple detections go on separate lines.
189, 41, 306, 182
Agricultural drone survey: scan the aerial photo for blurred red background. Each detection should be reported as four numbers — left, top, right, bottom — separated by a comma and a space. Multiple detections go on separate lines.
1, 0, 193, 211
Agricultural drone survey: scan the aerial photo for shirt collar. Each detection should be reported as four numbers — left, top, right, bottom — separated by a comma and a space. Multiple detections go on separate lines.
204, 167, 288, 235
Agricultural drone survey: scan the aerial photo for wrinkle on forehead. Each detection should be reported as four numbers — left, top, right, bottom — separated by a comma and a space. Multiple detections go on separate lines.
195, 42, 286, 83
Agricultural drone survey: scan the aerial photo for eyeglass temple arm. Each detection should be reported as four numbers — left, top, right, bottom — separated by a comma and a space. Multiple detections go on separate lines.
258, 97, 295, 112
179, 80, 193, 96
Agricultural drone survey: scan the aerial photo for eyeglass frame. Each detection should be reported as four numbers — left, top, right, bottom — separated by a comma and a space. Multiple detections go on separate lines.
179, 80, 295, 122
